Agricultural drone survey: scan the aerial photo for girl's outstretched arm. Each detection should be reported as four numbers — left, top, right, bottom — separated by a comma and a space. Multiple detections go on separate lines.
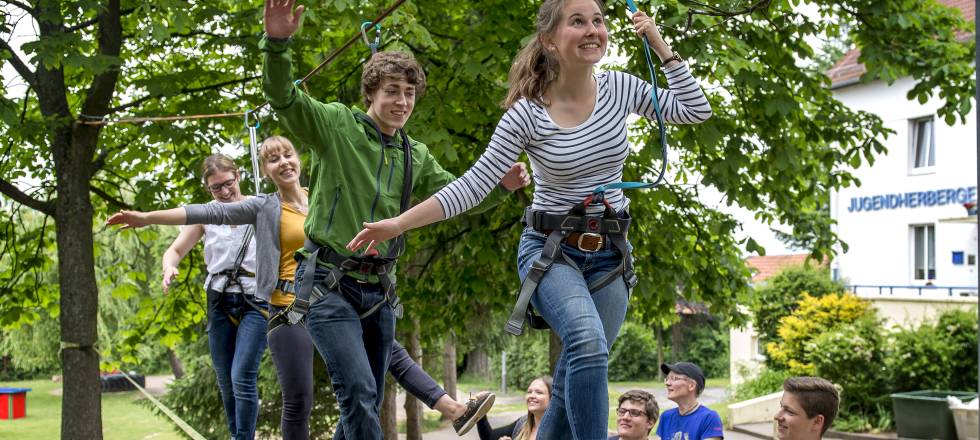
105, 208, 186, 229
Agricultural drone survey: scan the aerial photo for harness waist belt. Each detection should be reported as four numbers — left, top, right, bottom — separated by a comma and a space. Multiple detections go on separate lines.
285, 239, 403, 331
506, 207, 635, 336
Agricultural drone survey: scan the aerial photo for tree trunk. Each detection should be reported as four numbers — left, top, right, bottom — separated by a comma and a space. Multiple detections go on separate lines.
671, 322, 682, 362
655, 324, 665, 380
405, 317, 424, 440
441, 332, 457, 421
167, 349, 184, 379
34, 1, 122, 438
466, 347, 490, 379
55, 150, 102, 440
381, 374, 398, 440
549, 330, 562, 372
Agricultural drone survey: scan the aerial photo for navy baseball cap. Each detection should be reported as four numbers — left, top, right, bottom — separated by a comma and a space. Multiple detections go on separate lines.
661, 362, 705, 395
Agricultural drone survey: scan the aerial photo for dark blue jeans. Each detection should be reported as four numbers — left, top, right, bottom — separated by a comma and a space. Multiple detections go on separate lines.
517, 228, 630, 440
207, 289, 268, 440
296, 261, 395, 440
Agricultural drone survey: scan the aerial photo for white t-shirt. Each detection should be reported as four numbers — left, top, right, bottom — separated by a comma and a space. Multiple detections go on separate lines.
201, 202, 258, 294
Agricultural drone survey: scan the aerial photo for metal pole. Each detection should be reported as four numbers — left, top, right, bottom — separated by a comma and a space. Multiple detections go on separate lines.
975, 0, 979, 403
501, 351, 507, 394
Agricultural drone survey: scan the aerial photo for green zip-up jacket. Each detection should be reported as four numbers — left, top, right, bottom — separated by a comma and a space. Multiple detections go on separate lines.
260, 36, 509, 278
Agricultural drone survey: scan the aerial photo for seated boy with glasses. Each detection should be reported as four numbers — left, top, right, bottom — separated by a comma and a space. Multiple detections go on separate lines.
609, 390, 659, 440
658, 362, 724, 440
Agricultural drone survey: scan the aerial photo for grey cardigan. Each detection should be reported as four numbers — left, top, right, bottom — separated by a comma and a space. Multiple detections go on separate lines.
185, 193, 283, 302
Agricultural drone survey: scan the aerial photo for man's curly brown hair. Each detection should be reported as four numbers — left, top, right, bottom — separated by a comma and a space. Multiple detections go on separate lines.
361, 51, 426, 107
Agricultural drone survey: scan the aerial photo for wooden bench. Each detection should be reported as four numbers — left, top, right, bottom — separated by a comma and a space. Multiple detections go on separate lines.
0, 387, 31, 420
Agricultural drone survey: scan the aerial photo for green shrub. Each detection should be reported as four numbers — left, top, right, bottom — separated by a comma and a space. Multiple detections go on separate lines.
888, 309, 979, 393
937, 309, 979, 392
766, 292, 872, 374
154, 340, 340, 439
608, 322, 659, 381
731, 368, 792, 402
809, 316, 890, 424
749, 264, 844, 356
497, 330, 550, 390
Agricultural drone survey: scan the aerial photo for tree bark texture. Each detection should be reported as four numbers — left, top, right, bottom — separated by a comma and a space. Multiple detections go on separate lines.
405, 317, 423, 440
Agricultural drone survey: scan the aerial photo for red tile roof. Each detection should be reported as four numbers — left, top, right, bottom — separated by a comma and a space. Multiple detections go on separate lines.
745, 254, 822, 283
828, 0, 974, 88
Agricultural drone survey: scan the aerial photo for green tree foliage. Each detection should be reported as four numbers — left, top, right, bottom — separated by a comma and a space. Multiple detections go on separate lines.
0, 0, 975, 438
675, 315, 730, 378
608, 321, 660, 381
749, 264, 846, 350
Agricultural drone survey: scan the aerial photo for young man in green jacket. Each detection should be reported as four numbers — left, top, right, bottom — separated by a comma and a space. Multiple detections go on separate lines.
262, 1, 529, 439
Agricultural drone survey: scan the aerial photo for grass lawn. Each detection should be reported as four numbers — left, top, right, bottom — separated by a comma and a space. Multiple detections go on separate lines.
0, 379, 182, 440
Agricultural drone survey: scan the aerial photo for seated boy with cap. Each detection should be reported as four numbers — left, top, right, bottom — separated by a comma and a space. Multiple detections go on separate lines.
658, 362, 724, 440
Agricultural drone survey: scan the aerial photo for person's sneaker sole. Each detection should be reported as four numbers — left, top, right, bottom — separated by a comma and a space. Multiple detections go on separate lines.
455, 393, 495, 436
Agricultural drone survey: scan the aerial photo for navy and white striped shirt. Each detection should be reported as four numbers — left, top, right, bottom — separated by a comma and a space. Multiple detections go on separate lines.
435, 63, 712, 217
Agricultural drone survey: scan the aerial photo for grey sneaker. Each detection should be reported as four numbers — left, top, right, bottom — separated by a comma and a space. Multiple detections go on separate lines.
452, 391, 496, 435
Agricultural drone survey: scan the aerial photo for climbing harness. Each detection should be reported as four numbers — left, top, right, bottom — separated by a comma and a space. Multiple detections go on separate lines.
207, 224, 269, 326
504, 0, 672, 335
505, 198, 637, 336
268, 115, 414, 334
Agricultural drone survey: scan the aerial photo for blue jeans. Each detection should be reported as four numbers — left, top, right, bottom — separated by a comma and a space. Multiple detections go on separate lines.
296, 261, 395, 440
517, 228, 630, 440
207, 290, 268, 440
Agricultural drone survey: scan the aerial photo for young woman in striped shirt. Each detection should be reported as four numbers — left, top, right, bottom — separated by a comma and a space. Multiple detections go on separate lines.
349, 1, 711, 438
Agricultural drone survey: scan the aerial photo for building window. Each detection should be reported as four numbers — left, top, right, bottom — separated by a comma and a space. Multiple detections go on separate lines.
912, 224, 936, 280
910, 116, 935, 170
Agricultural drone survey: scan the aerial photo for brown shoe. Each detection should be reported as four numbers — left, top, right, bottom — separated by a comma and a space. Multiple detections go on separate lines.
452, 391, 496, 435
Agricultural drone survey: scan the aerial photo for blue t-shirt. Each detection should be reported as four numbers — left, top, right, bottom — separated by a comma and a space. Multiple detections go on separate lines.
656, 405, 724, 440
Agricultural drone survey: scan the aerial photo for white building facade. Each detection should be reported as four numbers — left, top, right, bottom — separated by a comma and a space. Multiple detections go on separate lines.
830, 75, 978, 297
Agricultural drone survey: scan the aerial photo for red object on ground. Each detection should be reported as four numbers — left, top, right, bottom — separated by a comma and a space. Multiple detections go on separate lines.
0, 388, 31, 420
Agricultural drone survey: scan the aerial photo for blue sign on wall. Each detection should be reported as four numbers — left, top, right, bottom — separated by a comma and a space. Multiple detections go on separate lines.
847, 186, 977, 213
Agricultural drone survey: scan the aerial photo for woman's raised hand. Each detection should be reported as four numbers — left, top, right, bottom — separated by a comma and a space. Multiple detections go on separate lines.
106, 211, 150, 230
264, 0, 305, 39
630, 10, 660, 41
500, 162, 531, 191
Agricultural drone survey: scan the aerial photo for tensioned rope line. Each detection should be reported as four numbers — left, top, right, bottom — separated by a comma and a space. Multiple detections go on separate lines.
118, 371, 208, 440
77, 0, 409, 127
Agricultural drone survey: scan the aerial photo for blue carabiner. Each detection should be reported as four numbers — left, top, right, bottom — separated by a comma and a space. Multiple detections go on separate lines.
360, 21, 382, 53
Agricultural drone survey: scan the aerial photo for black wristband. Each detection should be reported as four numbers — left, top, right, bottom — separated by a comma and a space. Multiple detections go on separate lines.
265, 35, 291, 44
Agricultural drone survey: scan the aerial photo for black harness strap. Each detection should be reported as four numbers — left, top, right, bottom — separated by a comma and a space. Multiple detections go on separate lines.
208, 225, 269, 325
275, 115, 413, 333
504, 202, 636, 336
